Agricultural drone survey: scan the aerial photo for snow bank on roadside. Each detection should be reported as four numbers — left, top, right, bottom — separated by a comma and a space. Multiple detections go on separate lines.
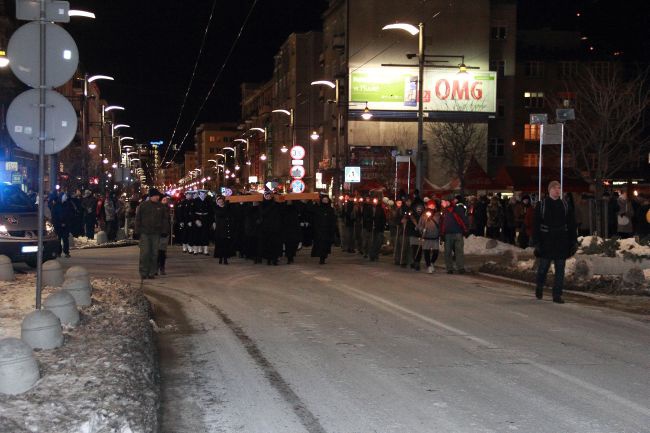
578, 236, 650, 258
463, 235, 534, 255
71, 236, 137, 250
0, 276, 158, 433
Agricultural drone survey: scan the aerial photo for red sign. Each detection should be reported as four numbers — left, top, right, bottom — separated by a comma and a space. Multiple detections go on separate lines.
290, 145, 306, 160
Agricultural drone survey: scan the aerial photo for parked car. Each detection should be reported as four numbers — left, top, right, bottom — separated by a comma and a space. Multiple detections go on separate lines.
0, 184, 58, 267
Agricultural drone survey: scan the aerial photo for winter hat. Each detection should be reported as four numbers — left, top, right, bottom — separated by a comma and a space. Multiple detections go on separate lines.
148, 188, 162, 198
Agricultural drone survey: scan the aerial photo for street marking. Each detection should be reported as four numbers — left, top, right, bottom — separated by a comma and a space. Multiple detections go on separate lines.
314, 276, 331, 282
331, 283, 650, 418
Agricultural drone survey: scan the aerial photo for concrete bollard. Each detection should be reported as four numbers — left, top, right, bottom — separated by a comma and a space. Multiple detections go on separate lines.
64, 266, 90, 287
0, 255, 15, 281
42, 260, 64, 287
62, 277, 92, 307
44, 290, 79, 327
96, 231, 108, 245
21, 310, 63, 350
0, 338, 39, 395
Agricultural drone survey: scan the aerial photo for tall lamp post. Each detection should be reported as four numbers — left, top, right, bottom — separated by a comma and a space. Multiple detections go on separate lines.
382, 22, 425, 192
311, 79, 342, 193
81, 74, 113, 187
101, 104, 124, 191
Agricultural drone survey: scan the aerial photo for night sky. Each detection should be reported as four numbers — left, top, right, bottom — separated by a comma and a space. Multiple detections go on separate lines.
16, 0, 644, 164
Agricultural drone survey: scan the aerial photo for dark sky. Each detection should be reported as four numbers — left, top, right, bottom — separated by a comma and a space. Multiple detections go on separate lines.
63, 0, 328, 161
54, 0, 647, 164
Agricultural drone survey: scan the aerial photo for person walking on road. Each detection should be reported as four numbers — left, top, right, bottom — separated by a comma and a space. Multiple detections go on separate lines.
531, 180, 578, 304
81, 190, 97, 239
135, 188, 167, 280
418, 203, 441, 273
157, 195, 172, 275
282, 199, 302, 264
367, 198, 386, 262
311, 195, 337, 264
441, 196, 469, 274
212, 195, 233, 264
50, 192, 74, 258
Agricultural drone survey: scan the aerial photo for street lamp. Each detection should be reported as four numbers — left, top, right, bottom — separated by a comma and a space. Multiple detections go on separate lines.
383, 21, 425, 191
312, 79, 343, 192
68, 10, 96, 19
310, 131, 320, 141
0, 50, 9, 68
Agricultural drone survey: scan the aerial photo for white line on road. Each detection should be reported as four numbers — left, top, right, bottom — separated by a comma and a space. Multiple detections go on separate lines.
325, 280, 650, 419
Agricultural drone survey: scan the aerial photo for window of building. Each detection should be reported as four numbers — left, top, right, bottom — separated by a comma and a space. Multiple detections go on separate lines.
490, 60, 505, 77
209, 147, 215, 153
522, 154, 539, 167
490, 26, 507, 40
557, 91, 576, 108
524, 92, 545, 108
591, 61, 610, 78
524, 123, 541, 141
559, 61, 578, 78
488, 138, 505, 157
497, 99, 505, 118
209, 136, 215, 142
525, 61, 544, 77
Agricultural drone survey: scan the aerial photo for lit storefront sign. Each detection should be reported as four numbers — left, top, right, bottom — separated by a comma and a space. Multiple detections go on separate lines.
350, 68, 496, 113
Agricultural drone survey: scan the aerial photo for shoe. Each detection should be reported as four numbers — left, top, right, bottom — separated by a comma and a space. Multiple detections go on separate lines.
535, 287, 543, 300
273, 260, 278, 266
447, 269, 454, 274
219, 258, 223, 264
160, 269, 166, 275
223, 258, 228, 265
319, 258, 325, 264
64, 253, 70, 258
414, 264, 420, 271
553, 298, 565, 304
457, 269, 466, 274
148, 275, 156, 279
427, 265, 434, 274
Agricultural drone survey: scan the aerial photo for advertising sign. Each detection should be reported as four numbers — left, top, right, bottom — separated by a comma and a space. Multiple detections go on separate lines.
350, 68, 496, 113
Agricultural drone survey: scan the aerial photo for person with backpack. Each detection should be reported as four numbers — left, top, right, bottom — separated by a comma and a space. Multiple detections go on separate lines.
531, 180, 578, 304
440, 195, 470, 274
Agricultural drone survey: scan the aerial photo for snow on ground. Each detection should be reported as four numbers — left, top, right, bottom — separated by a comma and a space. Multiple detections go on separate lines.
0, 275, 157, 433
463, 235, 534, 255
71, 237, 138, 250
578, 235, 650, 258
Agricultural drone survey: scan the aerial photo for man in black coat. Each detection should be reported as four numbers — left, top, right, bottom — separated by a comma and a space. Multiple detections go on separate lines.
368, 199, 387, 261
282, 200, 302, 264
51, 193, 75, 258
212, 195, 233, 264
311, 195, 337, 264
176, 191, 193, 252
259, 191, 283, 265
532, 180, 578, 304
191, 190, 213, 256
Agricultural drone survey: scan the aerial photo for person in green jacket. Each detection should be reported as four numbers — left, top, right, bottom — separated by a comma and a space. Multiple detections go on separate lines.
135, 188, 167, 279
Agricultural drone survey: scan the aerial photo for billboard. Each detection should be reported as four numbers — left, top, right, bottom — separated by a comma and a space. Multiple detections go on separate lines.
350, 68, 496, 113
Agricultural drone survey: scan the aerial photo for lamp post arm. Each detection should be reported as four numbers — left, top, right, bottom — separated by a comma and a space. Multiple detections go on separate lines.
416, 22, 425, 192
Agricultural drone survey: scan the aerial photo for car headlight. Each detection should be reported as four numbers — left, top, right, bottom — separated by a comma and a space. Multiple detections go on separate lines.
45, 221, 55, 234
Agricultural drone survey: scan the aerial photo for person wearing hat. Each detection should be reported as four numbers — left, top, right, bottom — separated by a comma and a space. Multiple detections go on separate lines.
259, 190, 282, 265
135, 188, 168, 279
191, 190, 213, 255
176, 190, 193, 253
50, 192, 75, 258
212, 195, 233, 264
440, 195, 470, 274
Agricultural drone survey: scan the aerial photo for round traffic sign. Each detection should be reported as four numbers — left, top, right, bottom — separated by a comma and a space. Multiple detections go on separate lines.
222, 188, 233, 197
6, 89, 78, 155
290, 179, 306, 193
8, 21, 79, 88
290, 165, 306, 179
290, 145, 306, 160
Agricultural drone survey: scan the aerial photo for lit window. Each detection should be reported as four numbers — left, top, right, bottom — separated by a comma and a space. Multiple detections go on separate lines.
524, 92, 544, 108
524, 124, 541, 141
523, 154, 539, 167
490, 26, 507, 40
209, 136, 216, 142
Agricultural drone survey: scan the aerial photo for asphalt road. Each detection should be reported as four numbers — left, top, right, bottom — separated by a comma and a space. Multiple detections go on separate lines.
66, 245, 650, 433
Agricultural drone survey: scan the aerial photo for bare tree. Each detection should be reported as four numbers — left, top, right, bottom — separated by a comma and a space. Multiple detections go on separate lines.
553, 67, 650, 235
560, 68, 650, 197
427, 121, 486, 193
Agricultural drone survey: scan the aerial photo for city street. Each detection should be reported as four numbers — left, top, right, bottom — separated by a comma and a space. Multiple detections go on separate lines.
67, 246, 650, 433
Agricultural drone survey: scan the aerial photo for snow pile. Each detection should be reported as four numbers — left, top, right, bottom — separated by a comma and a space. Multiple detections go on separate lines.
72, 237, 138, 250
463, 235, 534, 255
617, 238, 650, 257
0, 275, 158, 433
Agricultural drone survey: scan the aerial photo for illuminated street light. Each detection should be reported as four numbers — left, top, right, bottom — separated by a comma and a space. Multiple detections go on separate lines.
382, 23, 419, 35
113, 124, 130, 130
361, 103, 373, 120
260, 154, 267, 161
119, 136, 134, 142
102, 157, 109, 164
111, 163, 117, 168
310, 80, 336, 89
310, 131, 320, 141
0, 50, 9, 68
88, 141, 97, 150
104, 105, 125, 112
88, 74, 114, 83
69, 10, 96, 19
280, 145, 288, 153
